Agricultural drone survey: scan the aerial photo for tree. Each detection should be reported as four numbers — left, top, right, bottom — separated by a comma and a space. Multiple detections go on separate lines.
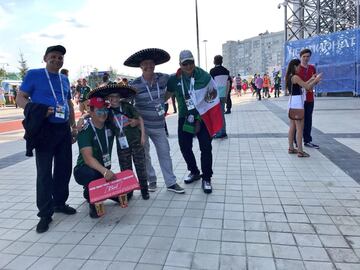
18, 52, 29, 79
0, 68, 6, 83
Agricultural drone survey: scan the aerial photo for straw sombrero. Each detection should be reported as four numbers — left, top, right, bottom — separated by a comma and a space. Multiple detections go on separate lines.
124, 48, 170, 67
87, 83, 137, 99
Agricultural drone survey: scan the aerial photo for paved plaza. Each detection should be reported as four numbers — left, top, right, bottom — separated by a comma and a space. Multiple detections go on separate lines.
0, 94, 360, 270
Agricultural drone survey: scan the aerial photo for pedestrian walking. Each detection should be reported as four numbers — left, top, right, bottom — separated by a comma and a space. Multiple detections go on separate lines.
210, 55, 230, 139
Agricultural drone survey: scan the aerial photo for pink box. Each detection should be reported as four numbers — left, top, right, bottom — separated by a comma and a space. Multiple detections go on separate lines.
89, 170, 140, 203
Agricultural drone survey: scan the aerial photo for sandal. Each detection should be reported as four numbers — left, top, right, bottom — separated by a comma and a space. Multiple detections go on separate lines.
297, 151, 310, 158
288, 148, 298, 154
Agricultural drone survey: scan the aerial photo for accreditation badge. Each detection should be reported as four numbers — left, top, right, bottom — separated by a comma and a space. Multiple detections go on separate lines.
155, 103, 165, 116
185, 98, 195, 111
118, 135, 129, 149
55, 104, 65, 119
102, 153, 111, 167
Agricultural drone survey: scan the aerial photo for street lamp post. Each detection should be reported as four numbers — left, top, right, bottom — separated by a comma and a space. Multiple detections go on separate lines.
195, 0, 201, 66
203, 40, 208, 71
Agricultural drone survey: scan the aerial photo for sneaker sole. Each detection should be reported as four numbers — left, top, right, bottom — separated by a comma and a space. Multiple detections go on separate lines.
148, 188, 157, 192
167, 188, 185, 194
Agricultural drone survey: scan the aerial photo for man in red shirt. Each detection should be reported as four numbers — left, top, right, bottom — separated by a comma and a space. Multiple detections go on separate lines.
297, 48, 319, 149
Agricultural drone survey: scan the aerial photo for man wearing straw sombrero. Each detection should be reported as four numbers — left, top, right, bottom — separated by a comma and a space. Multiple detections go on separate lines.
124, 48, 184, 194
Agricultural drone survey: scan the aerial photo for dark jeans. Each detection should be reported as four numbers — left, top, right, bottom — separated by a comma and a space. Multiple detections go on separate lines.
35, 122, 72, 218
74, 165, 103, 202
116, 139, 148, 190
274, 87, 280, 97
178, 117, 213, 181
226, 89, 232, 112
303, 101, 314, 143
257, 88, 262, 100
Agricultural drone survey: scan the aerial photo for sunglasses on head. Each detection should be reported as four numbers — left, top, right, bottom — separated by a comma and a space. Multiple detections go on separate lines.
181, 60, 194, 66
95, 108, 108, 116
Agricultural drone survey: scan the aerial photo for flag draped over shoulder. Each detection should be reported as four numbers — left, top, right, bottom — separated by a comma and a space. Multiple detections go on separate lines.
190, 67, 223, 137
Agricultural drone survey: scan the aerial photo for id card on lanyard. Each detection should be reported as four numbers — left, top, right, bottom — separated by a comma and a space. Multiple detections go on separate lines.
181, 76, 196, 111
113, 106, 129, 150
89, 120, 111, 167
45, 69, 66, 119
143, 77, 165, 116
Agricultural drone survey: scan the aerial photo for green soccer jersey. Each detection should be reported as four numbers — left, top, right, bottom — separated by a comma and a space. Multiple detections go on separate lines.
79, 86, 91, 102
167, 67, 211, 118
76, 120, 115, 168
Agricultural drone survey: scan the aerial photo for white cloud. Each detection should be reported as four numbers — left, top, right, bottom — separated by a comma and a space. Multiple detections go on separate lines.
14, 0, 284, 79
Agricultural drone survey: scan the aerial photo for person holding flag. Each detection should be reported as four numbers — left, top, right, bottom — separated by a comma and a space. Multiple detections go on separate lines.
166, 50, 223, 194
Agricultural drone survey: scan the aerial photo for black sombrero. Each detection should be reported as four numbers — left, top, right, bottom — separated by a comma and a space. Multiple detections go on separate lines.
124, 48, 170, 67
87, 83, 137, 99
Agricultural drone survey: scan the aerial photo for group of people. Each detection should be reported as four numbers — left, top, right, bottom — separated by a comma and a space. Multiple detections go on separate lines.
0, 85, 19, 108
16, 45, 221, 234
15, 43, 321, 234
250, 72, 282, 100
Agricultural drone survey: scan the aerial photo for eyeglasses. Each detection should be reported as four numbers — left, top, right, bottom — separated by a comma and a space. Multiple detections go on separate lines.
181, 61, 194, 67
95, 108, 108, 116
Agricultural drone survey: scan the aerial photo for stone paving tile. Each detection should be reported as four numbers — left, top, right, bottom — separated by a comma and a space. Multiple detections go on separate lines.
1, 96, 360, 269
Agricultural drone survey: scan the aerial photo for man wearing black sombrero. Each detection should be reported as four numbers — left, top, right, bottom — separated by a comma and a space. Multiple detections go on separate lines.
124, 48, 184, 194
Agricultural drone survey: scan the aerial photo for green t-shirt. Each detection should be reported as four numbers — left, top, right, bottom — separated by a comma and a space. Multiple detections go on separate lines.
167, 67, 211, 118
76, 121, 115, 168
110, 101, 141, 144
79, 86, 91, 102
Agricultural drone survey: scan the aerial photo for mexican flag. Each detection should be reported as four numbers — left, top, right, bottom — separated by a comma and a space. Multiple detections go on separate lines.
189, 67, 223, 137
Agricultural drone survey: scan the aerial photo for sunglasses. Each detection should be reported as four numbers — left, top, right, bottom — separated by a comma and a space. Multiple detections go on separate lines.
181, 61, 194, 67
95, 108, 109, 116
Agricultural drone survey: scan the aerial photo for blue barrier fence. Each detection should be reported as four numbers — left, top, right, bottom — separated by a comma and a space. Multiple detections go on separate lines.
284, 28, 359, 95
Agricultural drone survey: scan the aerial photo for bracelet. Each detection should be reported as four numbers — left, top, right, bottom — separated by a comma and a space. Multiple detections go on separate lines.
103, 169, 108, 177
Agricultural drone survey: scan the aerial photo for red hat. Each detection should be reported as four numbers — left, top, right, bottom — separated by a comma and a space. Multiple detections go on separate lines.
88, 97, 106, 108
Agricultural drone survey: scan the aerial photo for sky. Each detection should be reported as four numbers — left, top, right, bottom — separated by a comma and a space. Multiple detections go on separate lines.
0, 0, 284, 81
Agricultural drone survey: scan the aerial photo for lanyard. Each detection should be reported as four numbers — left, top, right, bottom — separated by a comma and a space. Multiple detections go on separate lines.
113, 105, 124, 133
180, 76, 195, 97
142, 76, 160, 101
89, 119, 109, 155
44, 69, 65, 104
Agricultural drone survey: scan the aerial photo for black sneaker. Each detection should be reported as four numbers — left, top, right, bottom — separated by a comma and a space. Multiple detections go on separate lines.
54, 204, 76, 215
141, 189, 150, 200
167, 183, 185, 194
89, 204, 100, 219
202, 180, 212, 194
304, 142, 320, 149
36, 217, 52, 233
184, 173, 201, 184
148, 182, 157, 192
224, 111, 231, 114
